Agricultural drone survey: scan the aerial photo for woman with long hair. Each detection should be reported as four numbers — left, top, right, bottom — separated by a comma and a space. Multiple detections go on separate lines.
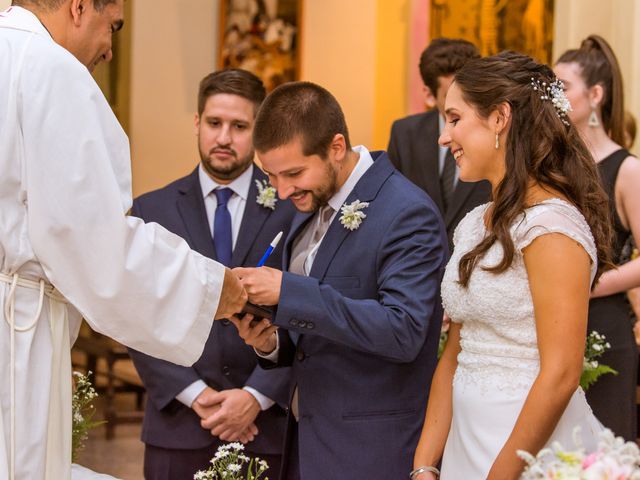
555, 35, 639, 442
412, 51, 612, 479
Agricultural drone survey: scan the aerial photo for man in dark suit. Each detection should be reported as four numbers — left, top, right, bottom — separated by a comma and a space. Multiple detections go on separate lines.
225, 82, 448, 480
128, 69, 295, 480
388, 38, 491, 247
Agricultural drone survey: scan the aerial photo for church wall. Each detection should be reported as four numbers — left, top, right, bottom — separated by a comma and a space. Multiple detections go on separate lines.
300, 0, 378, 151
128, 0, 219, 196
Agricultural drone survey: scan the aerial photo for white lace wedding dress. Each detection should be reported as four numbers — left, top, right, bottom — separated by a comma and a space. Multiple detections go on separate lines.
440, 199, 603, 478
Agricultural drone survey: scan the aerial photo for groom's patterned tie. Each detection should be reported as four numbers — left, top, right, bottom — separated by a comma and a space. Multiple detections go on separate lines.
289, 205, 334, 276
287, 204, 334, 420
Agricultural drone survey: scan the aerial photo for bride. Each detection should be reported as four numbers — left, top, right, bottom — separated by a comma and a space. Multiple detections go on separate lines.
412, 52, 612, 479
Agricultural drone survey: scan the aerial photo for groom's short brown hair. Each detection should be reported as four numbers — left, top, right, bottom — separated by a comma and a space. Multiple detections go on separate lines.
253, 81, 351, 159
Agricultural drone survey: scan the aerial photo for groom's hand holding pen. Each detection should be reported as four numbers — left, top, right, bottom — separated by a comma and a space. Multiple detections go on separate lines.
229, 232, 284, 353
229, 273, 279, 352
234, 231, 284, 307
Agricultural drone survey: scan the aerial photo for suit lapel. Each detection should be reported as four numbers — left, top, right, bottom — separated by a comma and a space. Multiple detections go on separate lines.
231, 168, 271, 267
309, 153, 394, 280
176, 168, 217, 259
444, 180, 476, 228
283, 211, 313, 269
420, 112, 444, 213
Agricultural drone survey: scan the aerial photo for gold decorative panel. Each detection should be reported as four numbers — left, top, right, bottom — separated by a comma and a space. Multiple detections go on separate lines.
430, 0, 554, 65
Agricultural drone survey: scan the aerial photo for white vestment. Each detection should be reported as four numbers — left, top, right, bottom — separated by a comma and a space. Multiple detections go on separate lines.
0, 6, 225, 479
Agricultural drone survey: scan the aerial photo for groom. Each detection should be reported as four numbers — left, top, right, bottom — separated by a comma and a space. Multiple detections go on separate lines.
223, 82, 448, 479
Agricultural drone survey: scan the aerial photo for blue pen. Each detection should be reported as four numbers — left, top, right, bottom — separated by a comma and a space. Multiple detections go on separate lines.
257, 231, 283, 267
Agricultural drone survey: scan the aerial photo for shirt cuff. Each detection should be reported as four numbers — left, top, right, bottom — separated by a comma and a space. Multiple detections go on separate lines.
254, 331, 279, 362
243, 386, 276, 411
176, 380, 208, 408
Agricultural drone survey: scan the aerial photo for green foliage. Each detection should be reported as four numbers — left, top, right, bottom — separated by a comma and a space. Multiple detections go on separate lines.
580, 331, 618, 391
72, 371, 105, 462
438, 331, 448, 359
580, 363, 618, 391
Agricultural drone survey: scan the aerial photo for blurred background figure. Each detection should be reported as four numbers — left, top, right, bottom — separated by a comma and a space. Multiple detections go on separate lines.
555, 34, 639, 442
387, 38, 491, 249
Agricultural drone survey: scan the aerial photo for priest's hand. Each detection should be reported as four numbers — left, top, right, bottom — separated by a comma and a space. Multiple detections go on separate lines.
198, 389, 261, 443
214, 268, 248, 320
230, 313, 278, 354
233, 266, 282, 306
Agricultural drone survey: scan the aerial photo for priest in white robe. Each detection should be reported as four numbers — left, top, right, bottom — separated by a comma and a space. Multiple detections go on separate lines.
0, 1, 246, 479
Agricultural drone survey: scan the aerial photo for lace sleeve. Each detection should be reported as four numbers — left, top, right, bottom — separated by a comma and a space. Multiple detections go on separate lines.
513, 200, 598, 281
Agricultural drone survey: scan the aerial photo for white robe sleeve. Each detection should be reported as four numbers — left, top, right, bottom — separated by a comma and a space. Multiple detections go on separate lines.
19, 38, 224, 366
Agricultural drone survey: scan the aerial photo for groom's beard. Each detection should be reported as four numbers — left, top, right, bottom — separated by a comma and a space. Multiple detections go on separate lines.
291, 161, 338, 213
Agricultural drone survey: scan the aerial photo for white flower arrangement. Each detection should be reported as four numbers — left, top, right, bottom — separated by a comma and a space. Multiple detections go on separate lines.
255, 179, 277, 210
580, 330, 617, 390
339, 200, 369, 231
72, 371, 105, 462
518, 427, 640, 479
194, 442, 269, 480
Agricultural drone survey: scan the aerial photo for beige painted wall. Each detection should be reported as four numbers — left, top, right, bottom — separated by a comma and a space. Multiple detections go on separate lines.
129, 0, 219, 196
299, 0, 377, 150
0, 1, 9, 10
554, 0, 640, 156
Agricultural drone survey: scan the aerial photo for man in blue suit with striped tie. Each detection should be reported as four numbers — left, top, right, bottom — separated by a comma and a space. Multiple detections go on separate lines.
128, 69, 295, 480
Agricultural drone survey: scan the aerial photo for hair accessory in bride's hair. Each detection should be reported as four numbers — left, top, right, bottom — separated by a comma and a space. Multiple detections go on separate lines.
530, 77, 572, 126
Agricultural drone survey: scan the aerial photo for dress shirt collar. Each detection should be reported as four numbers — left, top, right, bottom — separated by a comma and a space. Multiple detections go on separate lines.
198, 163, 253, 201
326, 145, 374, 214
1, 6, 54, 40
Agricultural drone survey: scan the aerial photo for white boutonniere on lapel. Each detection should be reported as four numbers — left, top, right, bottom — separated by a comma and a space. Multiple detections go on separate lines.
339, 200, 369, 231
255, 179, 277, 210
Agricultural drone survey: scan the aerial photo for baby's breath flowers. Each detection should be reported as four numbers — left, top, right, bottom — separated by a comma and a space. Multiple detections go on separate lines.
580, 331, 617, 390
72, 371, 105, 462
194, 443, 269, 480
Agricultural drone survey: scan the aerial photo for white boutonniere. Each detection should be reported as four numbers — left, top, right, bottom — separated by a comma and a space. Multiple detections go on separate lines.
255, 179, 277, 210
339, 200, 369, 231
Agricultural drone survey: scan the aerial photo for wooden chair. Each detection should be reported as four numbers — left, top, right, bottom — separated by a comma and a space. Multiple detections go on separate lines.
73, 328, 145, 440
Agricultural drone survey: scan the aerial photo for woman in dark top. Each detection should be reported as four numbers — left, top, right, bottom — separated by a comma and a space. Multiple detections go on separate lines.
555, 35, 639, 441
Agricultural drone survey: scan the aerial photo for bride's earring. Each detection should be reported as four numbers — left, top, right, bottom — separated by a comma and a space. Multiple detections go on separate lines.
588, 104, 600, 128
495, 133, 500, 150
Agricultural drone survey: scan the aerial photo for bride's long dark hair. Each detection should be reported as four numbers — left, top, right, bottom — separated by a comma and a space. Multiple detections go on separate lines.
454, 51, 613, 287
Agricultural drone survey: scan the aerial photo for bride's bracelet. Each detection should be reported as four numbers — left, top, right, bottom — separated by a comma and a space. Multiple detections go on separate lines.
409, 465, 440, 479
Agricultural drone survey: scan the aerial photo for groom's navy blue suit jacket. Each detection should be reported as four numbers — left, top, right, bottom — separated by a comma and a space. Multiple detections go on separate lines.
264, 152, 448, 480
128, 166, 295, 455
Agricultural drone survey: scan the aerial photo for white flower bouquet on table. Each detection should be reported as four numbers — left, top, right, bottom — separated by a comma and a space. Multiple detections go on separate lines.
580, 330, 617, 390
518, 427, 640, 479
194, 442, 269, 480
